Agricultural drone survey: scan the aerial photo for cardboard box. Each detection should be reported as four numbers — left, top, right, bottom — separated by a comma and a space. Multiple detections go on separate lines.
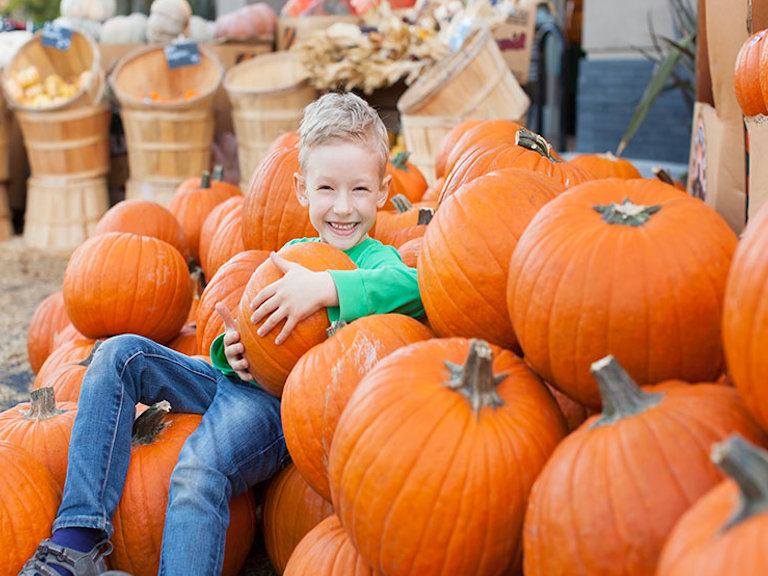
491, 5, 537, 85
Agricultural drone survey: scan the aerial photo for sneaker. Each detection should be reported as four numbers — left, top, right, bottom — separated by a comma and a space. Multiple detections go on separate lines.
17, 539, 112, 576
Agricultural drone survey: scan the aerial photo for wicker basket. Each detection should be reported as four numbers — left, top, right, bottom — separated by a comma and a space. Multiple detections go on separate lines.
109, 45, 224, 193
224, 51, 316, 189
1, 29, 104, 112
397, 26, 530, 184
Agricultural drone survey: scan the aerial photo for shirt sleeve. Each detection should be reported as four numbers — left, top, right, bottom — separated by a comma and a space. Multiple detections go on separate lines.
327, 242, 424, 322
209, 333, 236, 377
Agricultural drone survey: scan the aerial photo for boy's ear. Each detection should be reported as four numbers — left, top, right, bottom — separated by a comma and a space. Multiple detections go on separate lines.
294, 172, 308, 206
376, 174, 392, 208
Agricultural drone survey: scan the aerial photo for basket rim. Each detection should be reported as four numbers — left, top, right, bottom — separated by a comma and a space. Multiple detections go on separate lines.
223, 51, 312, 97
108, 44, 224, 110
397, 26, 492, 115
0, 29, 103, 113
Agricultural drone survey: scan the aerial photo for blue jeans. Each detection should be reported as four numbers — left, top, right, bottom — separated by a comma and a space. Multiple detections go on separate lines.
53, 334, 290, 575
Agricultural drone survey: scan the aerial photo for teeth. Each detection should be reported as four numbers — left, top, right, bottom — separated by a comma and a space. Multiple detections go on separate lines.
331, 223, 356, 230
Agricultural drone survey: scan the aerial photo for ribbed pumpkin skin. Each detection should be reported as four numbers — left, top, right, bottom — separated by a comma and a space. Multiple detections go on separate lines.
63, 232, 193, 344
722, 200, 768, 430
199, 195, 245, 281
507, 179, 738, 409
370, 200, 435, 248
419, 169, 561, 351
385, 156, 428, 204
568, 152, 642, 179
27, 290, 71, 374
523, 383, 768, 576
442, 119, 524, 177
734, 29, 768, 117
329, 338, 567, 576
0, 440, 61, 576
238, 242, 357, 397
33, 339, 100, 403
93, 198, 192, 263
282, 314, 434, 501
434, 119, 484, 179
0, 389, 77, 490
396, 236, 423, 268
109, 411, 256, 576
196, 250, 270, 355
283, 515, 377, 576
242, 146, 317, 252
262, 463, 335, 575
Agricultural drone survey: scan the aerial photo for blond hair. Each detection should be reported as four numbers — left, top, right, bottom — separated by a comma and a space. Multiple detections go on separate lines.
298, 92, 390, 177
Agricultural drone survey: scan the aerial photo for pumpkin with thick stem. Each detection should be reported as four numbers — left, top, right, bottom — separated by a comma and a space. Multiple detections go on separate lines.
0, 387, 77, 490
385, 151, 428, 204
282, 314, 434, 501
370, 194, 435, 248
419, 168, 561, 352
283, 515, 376, 576
507, 178, 738, 409
199, 195, 245, 281
0, 440, 62, 576
27, 291, 71, 375
262, 463, 335, 575
63, 232, 193, 344
329, 338, 567, 576
656, 435, 768, 576
442, 119, 524, 178
722, 200, 768, 431
523, 356, 768, 576
238, 242, 357, 397
109, 401, 256, 576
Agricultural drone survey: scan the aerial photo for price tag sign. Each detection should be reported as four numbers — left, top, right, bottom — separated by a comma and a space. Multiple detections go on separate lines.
164, 41, 201, 70
41, 22, 73, 51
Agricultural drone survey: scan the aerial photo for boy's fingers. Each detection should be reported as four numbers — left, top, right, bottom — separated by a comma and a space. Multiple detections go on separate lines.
215, 302, 236, 331
270, 251, 292, 272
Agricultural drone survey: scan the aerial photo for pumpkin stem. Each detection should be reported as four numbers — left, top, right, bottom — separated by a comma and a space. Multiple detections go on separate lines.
132, 400, 171, 446
712, 434, 768, 532
20, 387, 66, 421
326, 319, 348, 338
77, 340, 103, 368
444, 339, 506, 416
652, 166, 675, 186
200, 171, 212, 189
390, 194, 413, 213
390, 151, 411, 170
593, 197, 661, 227
417, 207, 434, 225
589, 355, 663, 428
515, 128, 560, 162
212, 165, 224, 181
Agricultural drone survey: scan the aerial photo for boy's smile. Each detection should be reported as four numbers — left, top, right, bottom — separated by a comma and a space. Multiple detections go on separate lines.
296, 140, 390, 251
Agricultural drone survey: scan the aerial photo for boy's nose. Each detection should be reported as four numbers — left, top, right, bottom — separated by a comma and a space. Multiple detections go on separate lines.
333, 192, 353, 214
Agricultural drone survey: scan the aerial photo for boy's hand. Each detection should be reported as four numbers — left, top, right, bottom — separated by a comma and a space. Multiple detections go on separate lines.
249, 252, 338, 345
215, 302, 252, 382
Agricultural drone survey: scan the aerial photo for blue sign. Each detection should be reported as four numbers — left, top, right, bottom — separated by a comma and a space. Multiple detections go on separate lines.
41, 22, 73, 51
164, 41, 201, 70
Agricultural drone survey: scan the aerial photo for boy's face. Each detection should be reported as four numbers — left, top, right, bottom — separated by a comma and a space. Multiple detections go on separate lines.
295, 140, 390, 251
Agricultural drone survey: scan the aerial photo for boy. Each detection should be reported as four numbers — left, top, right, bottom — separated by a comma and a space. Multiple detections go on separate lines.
20, 91, 423, 576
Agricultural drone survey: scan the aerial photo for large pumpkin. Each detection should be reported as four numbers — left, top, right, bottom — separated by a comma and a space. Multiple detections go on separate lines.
199, 195, 246, 281
109, 402, 256, 576
523, 356, 768, 576
242, 145, 316, 252
282, 313, 434, 501
27, 291, 71, 374
722, 199, 768, 430
33, 339, 101, 403
434, 119, 484, 180
238, 242, 356, 397
0, 440, 62, 576
656, 435, 768, 576
419, 168, 561, 352
329, 338, 567, 576
262, 463, 335, 574
507, 178, 738, 409
63, 232, 194, 344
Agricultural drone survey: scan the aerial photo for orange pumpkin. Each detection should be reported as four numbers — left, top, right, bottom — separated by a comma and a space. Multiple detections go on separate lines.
507, 178, 738, 409
329, 338, 567, 576
166, 323, 198, 356
568, 151, 641, 179
396, 236, 422, 268
385, 152, 428, 204
267, 130, 300, 155
434, 119, 484, 180
199, 195, 245, 281
238, 242, 356, 397
734, 29, 768, 117
419, 168, 561, 352
33, 339, 101, 403
262, 463, 335, 574
109, 402, 256, 576
370, 194, 434, 248
722, 199, 768, 430
442, 119, 524, 178
27, 291, 71, 374
0, 387, 77, 490
63, 232, 193, 344
523, 356, 768, 576
282, 314, 434, 501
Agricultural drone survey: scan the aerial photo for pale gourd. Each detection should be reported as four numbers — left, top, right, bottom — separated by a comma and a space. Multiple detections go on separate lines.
146, 0, 192, 44
100, 13, 148, 44
187, 15, 216, 43
60, 0, 117, 22
214, 3, 276, 41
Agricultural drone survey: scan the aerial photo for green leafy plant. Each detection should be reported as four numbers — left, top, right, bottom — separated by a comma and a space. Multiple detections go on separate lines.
2, 0, 60, 24
617, 0, 696, 156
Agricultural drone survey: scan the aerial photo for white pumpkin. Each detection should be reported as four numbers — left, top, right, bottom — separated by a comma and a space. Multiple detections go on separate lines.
100, 13, 148, 44
0, 30, 32, 69
59, 0, 117, 22
146, 0, 192, 44
187, 15, 216, 43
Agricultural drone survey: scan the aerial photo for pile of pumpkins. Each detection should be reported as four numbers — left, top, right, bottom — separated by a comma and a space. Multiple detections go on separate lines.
2, 117, 768, 576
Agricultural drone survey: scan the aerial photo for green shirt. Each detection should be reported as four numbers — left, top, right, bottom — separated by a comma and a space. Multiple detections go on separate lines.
209, 236, 424, 378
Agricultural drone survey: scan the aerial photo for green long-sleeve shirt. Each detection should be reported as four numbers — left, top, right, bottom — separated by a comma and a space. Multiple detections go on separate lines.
210, 236, 424, 378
